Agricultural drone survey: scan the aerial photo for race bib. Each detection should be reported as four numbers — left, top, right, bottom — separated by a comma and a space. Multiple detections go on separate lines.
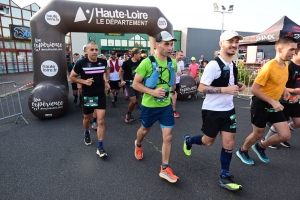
83, 96, 98, 107
289, 94, 299, 104
154, 88, 169, 102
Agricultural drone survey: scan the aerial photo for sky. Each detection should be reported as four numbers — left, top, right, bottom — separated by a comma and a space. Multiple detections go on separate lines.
12, 0, 300, 34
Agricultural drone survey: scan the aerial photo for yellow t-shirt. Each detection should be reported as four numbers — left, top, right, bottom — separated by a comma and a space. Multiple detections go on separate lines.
254, 59, 288, 100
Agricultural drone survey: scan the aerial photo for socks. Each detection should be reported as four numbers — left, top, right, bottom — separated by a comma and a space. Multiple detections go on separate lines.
220, 148, 233, 178
258, 142, 266, 149
265, 125, 277, 139
84, 130, 90, 135
98, 140, 103, 148
127, 111, 131, 115
288, 122, 296, 131
162, 163, 168, 169
189, 135, 203, 145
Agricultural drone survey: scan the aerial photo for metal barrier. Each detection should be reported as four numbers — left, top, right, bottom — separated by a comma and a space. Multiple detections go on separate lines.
0, 81, 29, 124
236, 67, 261, 100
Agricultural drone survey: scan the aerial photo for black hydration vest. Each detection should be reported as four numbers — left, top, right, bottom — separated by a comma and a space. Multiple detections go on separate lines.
211, 57, 238, 87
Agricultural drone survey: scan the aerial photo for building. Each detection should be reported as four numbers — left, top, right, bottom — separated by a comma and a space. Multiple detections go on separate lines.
71, 31, 182, 58
179, 27, 276, 62
0, 0, 72, 74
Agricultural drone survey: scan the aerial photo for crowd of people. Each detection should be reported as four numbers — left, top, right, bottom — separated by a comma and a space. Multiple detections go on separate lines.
67, 30, 300, 191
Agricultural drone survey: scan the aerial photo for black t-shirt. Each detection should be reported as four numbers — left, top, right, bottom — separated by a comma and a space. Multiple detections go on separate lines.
122, 58, 141, 82
73, 57, 108, 96
286, 61, 300, 89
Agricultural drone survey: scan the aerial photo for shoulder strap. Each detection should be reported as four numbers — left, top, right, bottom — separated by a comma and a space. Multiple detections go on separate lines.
167, 56, 172, 63
214, 56, 225, 69
149, 55, 157, 70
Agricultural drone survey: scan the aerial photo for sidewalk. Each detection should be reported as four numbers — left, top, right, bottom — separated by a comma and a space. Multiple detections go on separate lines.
0, 72, 33, 88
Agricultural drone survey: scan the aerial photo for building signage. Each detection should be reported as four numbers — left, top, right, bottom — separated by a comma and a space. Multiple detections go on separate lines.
74, 7, 149, 26
105, 33, 124, 36
9, 24, 31, 40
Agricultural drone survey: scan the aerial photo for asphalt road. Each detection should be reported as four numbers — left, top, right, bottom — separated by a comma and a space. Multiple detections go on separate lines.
1, 83, 300, 200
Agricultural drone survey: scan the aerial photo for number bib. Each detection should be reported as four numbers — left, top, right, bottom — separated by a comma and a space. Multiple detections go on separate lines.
289, 94, 299, 104
154, 88, 169, 102
83, 96, 98, 107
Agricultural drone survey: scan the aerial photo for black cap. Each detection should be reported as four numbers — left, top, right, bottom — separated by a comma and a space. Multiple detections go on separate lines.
156, 31, 177, 42
111, 51, 116, 55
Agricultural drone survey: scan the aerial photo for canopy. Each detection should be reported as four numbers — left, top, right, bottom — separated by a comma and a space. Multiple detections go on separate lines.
240, 16, 300, 45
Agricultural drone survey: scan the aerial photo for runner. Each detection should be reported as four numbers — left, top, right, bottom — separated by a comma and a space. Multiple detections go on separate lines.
236, 36, 298, 165
171, 50, 184, 118
70, 42, 110, 158
132, 31, 179, 183
107, 51, 123, 107
119, 48, 142, 123
183, 30, 246, 191
264, 42, 300, 148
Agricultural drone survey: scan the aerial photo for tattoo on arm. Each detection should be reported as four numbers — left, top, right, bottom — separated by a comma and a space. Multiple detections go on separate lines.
203, 87, 221, 94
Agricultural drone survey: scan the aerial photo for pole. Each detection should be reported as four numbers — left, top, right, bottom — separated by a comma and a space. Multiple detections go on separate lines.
221, 12, 224, 34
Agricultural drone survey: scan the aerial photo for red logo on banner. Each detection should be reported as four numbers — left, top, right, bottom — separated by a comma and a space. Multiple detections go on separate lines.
292, 26, 300, 32
286, 32, 294, 37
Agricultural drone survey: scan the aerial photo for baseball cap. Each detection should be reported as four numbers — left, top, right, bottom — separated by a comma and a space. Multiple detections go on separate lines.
191, 57, 196, 61
220, 30, 243, 41
111, 51, 116, 55
82, 45, 87, 51
156, 31, 177, 42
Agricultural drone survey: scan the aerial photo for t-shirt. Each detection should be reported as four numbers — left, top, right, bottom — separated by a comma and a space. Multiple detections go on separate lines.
286, 61, 300, 89
135, 55, 177, 108
73, 57, 108, 96
254, 59, 288, 100
176, 60, 185, 84
122, 58, 141, 83
201, 56, 235, 111
107, 59, 123, 81
189, 63, 199, 78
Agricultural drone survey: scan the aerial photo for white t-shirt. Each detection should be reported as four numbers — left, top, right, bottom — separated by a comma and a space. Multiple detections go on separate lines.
200, 56, 235, 111
176, 60, 185, 84
107, 59, 123, 81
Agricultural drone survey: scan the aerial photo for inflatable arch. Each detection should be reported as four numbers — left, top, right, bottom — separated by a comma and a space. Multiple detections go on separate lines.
29, 0, 174, 119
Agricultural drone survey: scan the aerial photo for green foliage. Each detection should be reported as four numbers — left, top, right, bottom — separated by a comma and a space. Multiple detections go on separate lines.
237, 62, 253, 86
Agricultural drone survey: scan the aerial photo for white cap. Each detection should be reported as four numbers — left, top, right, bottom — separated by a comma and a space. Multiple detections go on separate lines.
220, 30, 243, 41
83, 45, 87, 51
156, 31, 177, 42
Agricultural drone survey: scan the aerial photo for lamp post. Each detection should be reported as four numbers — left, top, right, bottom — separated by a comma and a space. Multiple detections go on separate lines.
213, 3, 234, 35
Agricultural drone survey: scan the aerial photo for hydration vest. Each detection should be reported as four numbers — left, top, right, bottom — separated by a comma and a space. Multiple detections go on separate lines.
110, 59, 120, 73
211, 57, 238, 87
144, 56, 175, 89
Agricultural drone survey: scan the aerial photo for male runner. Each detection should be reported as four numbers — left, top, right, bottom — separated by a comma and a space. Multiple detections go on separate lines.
264, 42, 300, 148
107, 51, 123, 107
236, 36, 297, 165
70, 42, 110, 158
119, 48, 142, 123
183, 30, 246, 191
171, 50, 184, 118
133, 31, 179, 183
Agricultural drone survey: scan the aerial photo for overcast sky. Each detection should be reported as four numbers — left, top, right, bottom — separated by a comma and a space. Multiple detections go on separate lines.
13, 0, 300, 34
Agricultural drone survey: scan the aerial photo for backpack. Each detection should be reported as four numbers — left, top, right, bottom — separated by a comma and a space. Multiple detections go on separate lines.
144, 56, 175, 89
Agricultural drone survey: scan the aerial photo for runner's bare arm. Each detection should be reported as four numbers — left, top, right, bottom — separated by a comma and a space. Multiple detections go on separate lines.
199, 83, 239, 95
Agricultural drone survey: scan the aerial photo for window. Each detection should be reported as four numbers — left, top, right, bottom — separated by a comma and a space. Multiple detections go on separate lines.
134, 35, 140, 40
100, 39, 107, 46
2, 28, 10, 38
24, 5, 31, 9
141, 41, 146, 47
66, 44, 72, 51
115, 40, 121, 46
5, 51, 16, 62
16, 41, 26, 49
108, 39, 114, 46
12, 18, 22, 25
1, 17, 11, 27
147, 41, 150, 47
0, 41, 3, 48
0, 0, 9, 5
0, 52, 5, 62
121, 40, 127, 46
22, 10, 31, 20
65, 36, 70, 44
31, 4, 40, 11
10, 1, 18, 6
25, 42, 31, 50
128, 41, 134, 47
23, 20, 30, 27
11, 7, 22, 18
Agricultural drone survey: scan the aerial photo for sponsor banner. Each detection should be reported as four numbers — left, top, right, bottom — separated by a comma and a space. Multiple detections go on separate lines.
105, 33, 124, 36
31, 97, 64, 111
45, 11, 61, 25
9, 24, 31, 40
180, 84, 197, 95
74, 7, 152, 27
41, 60, 59, 77
34, 38, 63, 51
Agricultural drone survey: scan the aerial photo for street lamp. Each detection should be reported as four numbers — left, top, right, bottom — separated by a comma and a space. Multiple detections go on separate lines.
213, 3, 234, 35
